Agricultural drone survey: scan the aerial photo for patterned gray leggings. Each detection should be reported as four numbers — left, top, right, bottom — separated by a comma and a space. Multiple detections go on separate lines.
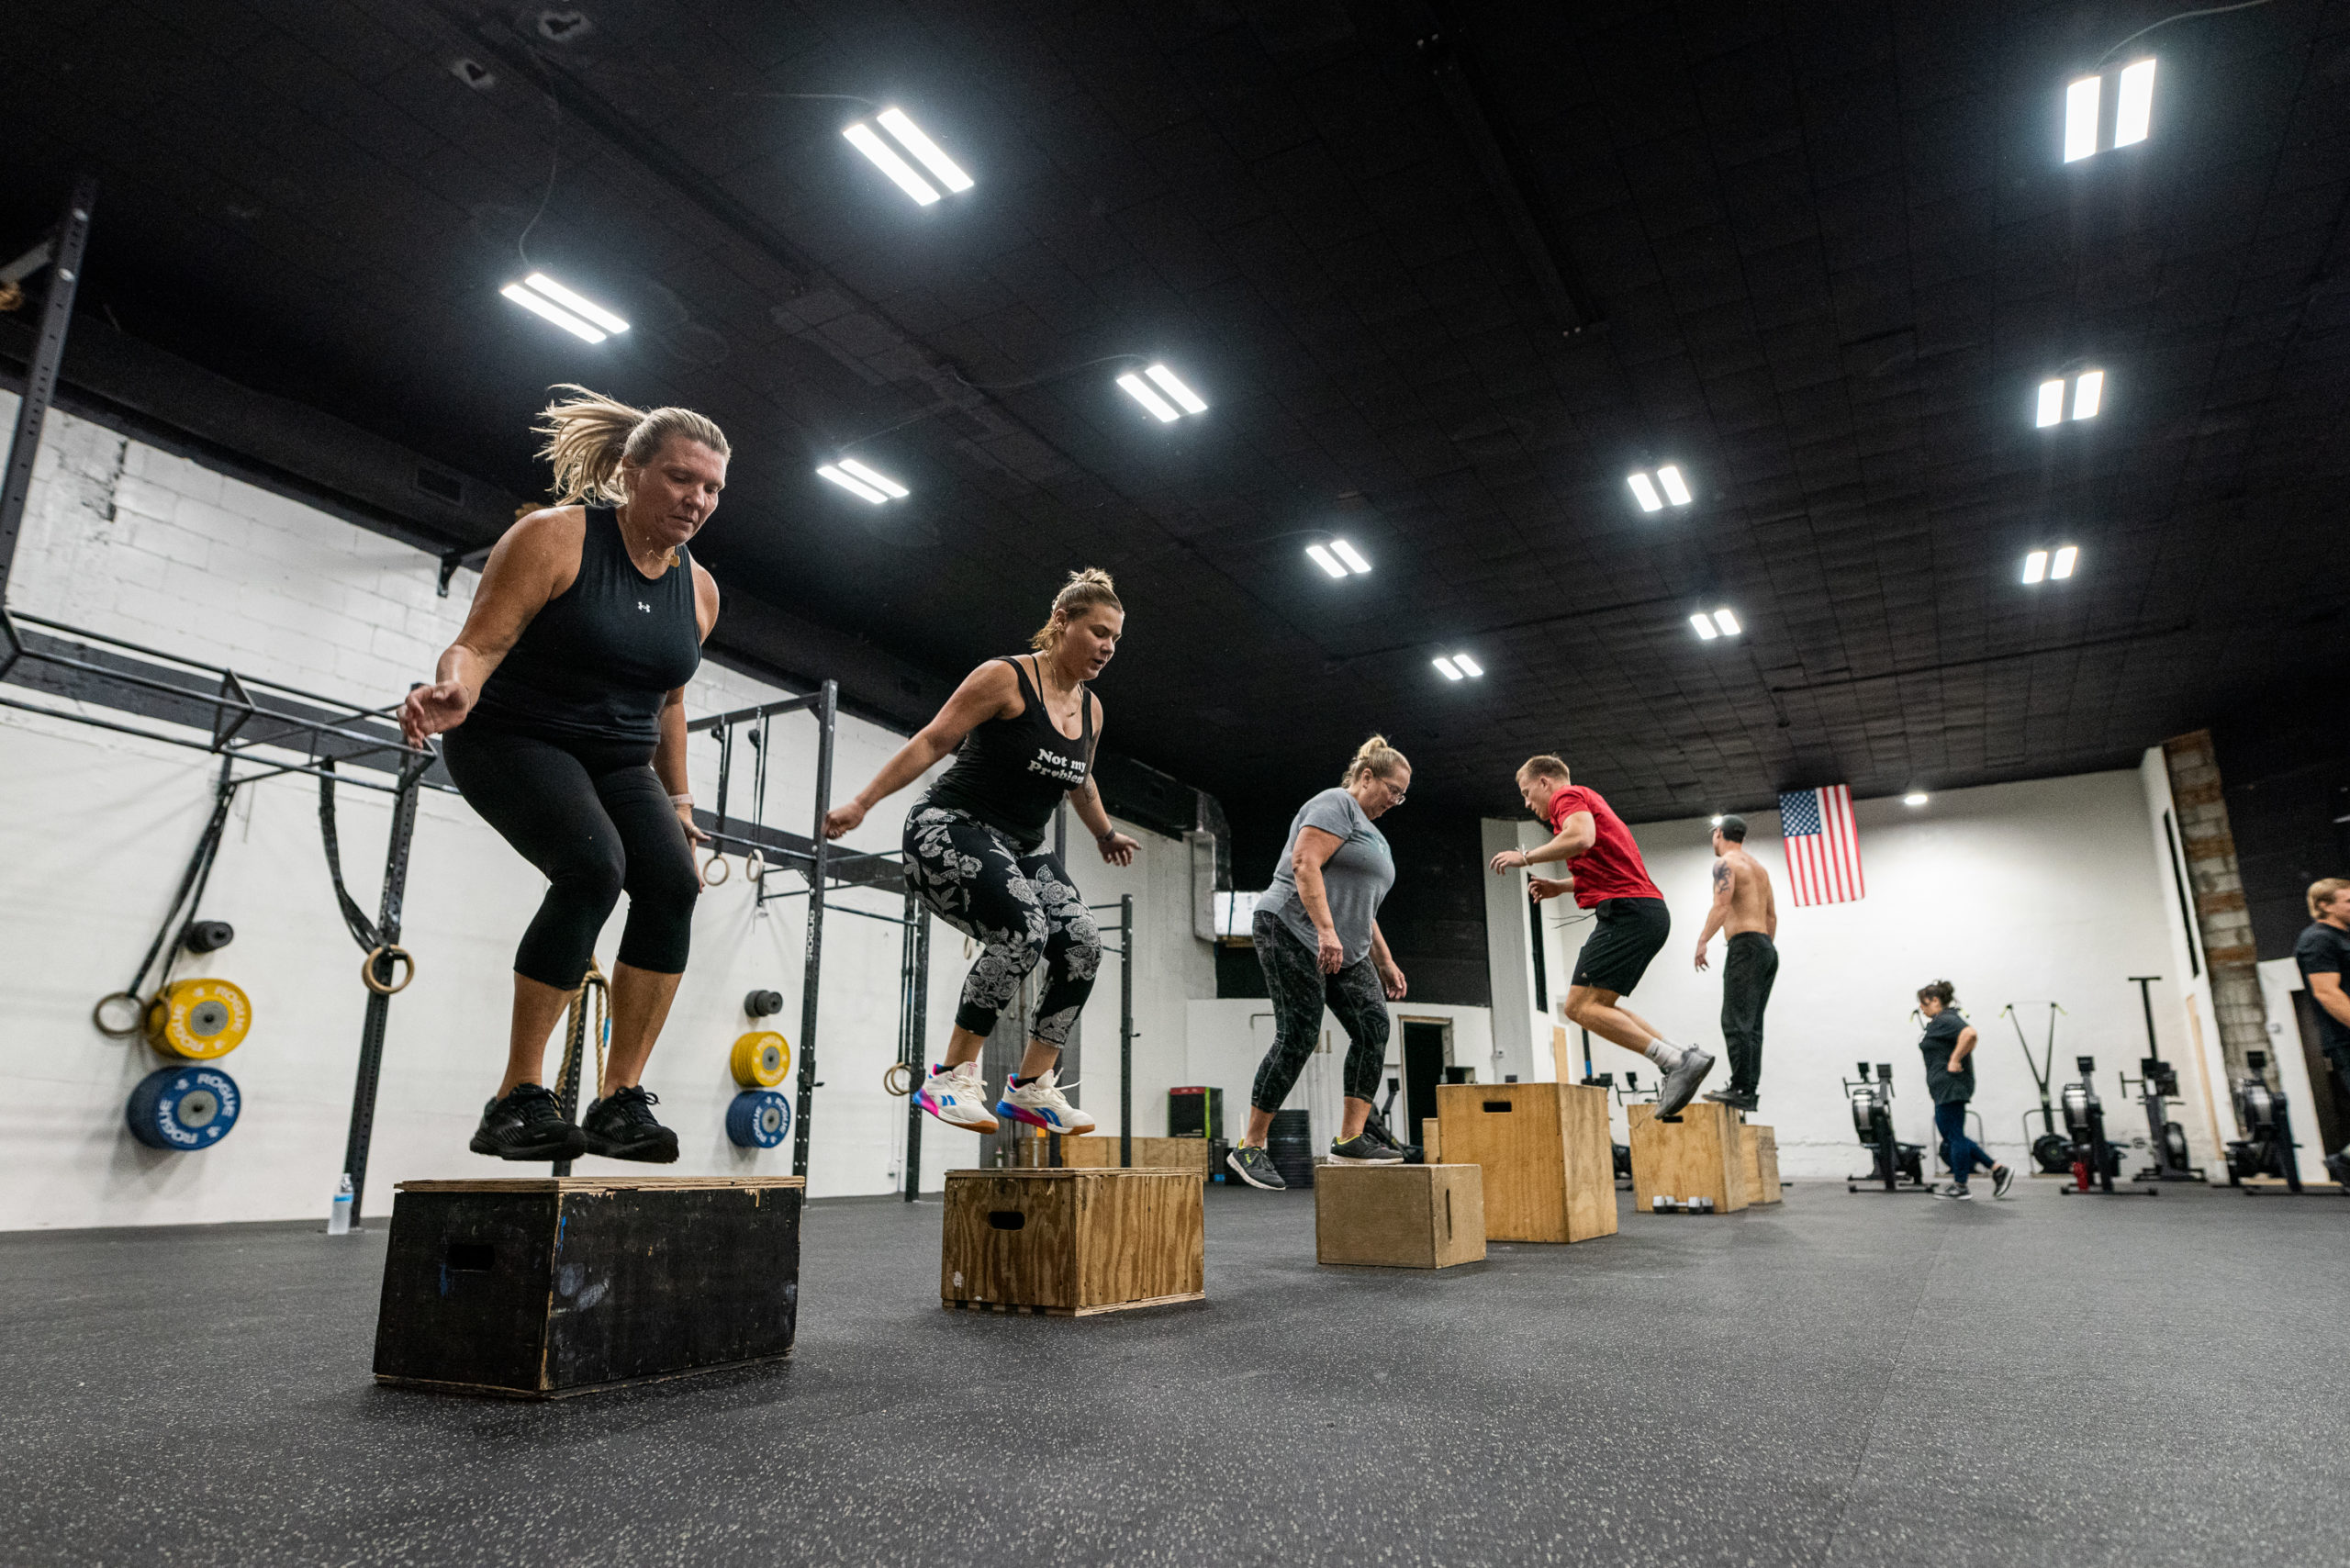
1249, 907, 1390, 1112
903, 805, 1100, 1047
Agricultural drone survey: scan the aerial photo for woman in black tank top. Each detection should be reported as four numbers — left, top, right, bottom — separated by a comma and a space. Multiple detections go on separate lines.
824, 570, 1141, 1139
401, 387, 726, 1166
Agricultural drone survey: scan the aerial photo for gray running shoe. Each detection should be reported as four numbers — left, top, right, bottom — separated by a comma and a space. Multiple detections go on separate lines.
1226, 1144, 1287, 1190
1653, 1047, 1717, 1117
1329, 1133, 1404, 1165
1991, 1164, 2017, 1199
1934, 1182, 1973, 1200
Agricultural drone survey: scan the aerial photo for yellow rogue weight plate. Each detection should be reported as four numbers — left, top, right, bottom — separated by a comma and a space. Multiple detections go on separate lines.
730, 1030, 790, 1088
144, 979, 252, 1060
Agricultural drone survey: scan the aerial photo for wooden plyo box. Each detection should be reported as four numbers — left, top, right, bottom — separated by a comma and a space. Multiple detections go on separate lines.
1629, 1103, 1748, 1214
942, 1168, 1203, 1316
1433, 1082, 1617, 1243
1740, 1124, 1784, 1204
1315, 1163, 1485, 1269
1012, 1135, 1213, 1179
373, 1176, 804, 1399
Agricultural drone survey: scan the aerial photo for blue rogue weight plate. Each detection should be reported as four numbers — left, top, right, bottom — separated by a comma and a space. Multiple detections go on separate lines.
725, 1090, 790, 1148
127, 1065, 242, 1150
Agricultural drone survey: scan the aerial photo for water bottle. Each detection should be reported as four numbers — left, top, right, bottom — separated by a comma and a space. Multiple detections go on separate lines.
328, 1172, 354, 1236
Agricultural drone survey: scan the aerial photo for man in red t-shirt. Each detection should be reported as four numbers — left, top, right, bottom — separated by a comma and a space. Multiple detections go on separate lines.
1489, 754, 1716, 1114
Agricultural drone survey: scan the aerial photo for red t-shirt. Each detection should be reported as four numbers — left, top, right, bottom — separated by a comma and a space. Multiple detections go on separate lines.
1546, 785, 1662, 906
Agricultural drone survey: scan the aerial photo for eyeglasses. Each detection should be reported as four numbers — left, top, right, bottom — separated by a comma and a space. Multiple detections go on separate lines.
1383, 779, 1408, 803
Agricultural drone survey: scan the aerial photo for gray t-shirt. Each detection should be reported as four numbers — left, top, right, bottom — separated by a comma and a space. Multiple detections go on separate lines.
1262, 787, 1395, 967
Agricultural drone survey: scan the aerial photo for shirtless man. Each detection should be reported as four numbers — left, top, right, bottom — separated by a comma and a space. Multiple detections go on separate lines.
1490, 754, 1715, 1115
1693, 815, 1777, 1114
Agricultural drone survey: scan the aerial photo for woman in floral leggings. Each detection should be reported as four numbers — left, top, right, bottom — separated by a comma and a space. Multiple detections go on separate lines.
823, 569, 1138, 1137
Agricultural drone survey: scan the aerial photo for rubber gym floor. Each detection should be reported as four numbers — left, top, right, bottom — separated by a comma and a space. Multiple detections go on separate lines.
3, 1180, 2342, 1568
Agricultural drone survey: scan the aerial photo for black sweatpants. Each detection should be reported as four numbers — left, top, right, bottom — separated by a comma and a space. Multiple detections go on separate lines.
1249, 907, 1389, 1113
902, 804, 1100, 1047
441, 723, 699, 990
1721, 931, 1779, 1096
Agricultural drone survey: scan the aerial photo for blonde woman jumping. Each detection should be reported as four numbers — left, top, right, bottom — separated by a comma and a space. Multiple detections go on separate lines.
824, 570, 1140, 1137
401, 386, 724, 1164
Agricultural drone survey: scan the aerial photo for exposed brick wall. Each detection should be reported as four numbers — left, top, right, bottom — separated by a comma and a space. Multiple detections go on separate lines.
2164, 729, 2269, 1077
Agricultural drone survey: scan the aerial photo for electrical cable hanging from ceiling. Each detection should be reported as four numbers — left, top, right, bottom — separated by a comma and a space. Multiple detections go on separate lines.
2096, 0, 2276, 67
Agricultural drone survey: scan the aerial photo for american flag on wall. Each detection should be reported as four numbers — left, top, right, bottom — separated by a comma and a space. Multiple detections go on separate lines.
1779, 785, 1865, 906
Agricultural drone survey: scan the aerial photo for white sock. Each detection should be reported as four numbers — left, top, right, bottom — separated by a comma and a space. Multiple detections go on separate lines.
1643, 1038, 1685, 1071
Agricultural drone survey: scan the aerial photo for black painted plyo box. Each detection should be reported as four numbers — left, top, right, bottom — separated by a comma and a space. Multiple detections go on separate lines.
373, 1176, 805, 1398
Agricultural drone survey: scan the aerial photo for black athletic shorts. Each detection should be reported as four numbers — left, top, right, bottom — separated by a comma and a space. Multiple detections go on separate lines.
1572, 896, 1672, 995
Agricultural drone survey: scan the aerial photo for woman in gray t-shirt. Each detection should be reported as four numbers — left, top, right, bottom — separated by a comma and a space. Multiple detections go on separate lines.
1226, 735, 1411, 1190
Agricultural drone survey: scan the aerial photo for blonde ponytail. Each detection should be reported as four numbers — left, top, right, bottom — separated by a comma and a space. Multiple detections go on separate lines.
1342, 734, 1409, 787
1031, 567, 1124, 650
533, 384, 731, 506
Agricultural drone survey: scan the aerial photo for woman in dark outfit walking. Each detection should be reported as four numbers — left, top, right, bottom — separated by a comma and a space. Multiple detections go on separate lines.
823, 570, 1141, 1138
401, 386, 725, 1163
1916, 980, 2015, 1200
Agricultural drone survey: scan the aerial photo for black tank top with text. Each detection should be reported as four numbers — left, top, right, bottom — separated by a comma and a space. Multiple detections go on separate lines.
469, 505, 701, 745
923, 657, 1092, 849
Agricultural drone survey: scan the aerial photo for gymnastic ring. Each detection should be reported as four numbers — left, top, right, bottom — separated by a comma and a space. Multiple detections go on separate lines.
701, 852, 731, 887
361, 945, 416, 996
93, 991, 148, 1039
883, 1062, 915, 1098
744, 847, 767, 882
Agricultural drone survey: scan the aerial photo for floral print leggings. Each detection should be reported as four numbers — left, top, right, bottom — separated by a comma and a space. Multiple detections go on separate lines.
903, 805, 1101, 1047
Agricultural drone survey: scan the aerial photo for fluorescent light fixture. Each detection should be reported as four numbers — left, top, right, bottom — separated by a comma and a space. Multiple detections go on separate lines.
1690, 612, 1719, 641
1143, 364, 1208, 415
834, 457, 908, 498
1656, 465, 1692, 506
1903, 791, 1929, 807
874, 107, 972, 193
1451, 652, 1483, 678
1329, 539, 1371, 574
522, 274, 627, 334
501, 282, 607, 342
2114, 60, 2155, 148
2065, 74, 2101, 162
1433, 656, 1464, 680
2052, 544, 2078, 579
1712, 609, 1741, 636
2037, 379, 2065, 427
2022, 549, 2050, 584
843, 121, 940, 205
1628, 472, 1664, 512
1305, 543, 1348, 578
817, 464, 890, 504
1116, 373, 1181, 422
2071, 369, 2103, 420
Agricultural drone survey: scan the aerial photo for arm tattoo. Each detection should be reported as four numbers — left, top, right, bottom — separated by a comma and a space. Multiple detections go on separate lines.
1712, 861, 1729, 894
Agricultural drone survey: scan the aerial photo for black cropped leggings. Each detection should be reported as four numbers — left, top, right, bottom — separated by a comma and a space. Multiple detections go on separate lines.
441, 724, 699, 990
1249, 907, 1389, 1113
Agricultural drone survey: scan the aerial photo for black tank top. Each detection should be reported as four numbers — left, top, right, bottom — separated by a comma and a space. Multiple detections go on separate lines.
469, 506, 701, 745
923, 656, 1092, 848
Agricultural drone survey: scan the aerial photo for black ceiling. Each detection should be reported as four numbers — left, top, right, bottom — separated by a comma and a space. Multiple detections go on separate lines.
6, 0, 2348, 832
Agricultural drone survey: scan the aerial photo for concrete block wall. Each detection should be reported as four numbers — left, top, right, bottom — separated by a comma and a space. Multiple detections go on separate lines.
0, 393, 1211, 1229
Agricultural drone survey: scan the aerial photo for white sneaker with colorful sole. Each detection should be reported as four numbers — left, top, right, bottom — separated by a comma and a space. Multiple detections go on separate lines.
915, 1061, 999, 1133
996, 1069, 1095, 1135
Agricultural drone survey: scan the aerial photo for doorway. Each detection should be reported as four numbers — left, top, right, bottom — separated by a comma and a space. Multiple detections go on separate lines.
1401, 1018, 1451, 1147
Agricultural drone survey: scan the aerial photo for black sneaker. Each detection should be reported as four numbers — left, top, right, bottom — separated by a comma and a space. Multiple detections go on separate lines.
1702, 1089, 1759, 1114
1362, 1108, 1421, 1162
470, 1082, 586, 1160
1991, 1163, 2017, 1199
581, 1085, 679, 1163
2325, 1149, 2350, 1190
1330, 1133, 1404, 1165
1226, 1144, 1286, 1190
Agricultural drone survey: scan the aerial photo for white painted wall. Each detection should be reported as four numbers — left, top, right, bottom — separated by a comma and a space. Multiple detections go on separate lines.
0, 397, 1210, 1229
1485, 771, 2192, 1181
